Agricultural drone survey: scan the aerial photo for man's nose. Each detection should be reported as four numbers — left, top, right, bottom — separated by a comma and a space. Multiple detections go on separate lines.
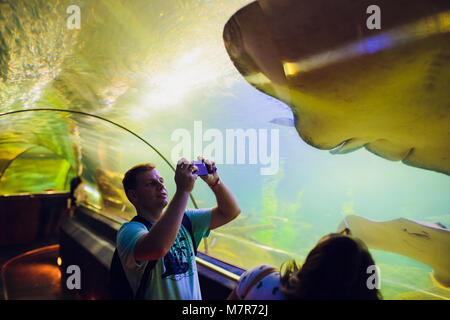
157, 181, 165, 190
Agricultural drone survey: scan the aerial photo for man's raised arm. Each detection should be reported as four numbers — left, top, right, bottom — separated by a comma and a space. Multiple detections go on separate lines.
197, 157, 241, 230
134, 161, 198, 261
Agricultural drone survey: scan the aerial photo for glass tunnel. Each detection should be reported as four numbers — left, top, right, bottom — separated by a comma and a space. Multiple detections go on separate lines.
0, 0, 449, 300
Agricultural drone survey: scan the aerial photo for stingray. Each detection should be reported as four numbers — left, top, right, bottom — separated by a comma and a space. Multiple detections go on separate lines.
337, 214, 450, 288
223, 0, 450, 175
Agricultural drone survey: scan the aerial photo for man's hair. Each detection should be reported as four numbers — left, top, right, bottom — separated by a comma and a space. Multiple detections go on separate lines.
122, 163, 156, 200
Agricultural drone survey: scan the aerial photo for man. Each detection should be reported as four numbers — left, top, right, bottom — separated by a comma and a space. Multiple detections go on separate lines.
116, 157, 241, 299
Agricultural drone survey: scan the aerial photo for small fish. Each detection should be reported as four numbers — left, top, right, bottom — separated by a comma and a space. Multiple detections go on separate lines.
269, 117, 295, 127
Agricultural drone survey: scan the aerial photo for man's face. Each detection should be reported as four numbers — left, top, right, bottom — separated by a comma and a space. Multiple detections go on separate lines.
131, 169, 168, 211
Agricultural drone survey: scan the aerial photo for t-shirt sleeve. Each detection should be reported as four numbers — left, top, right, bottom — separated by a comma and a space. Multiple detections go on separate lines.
184, 208, 213, 249
116, 221, 149, 269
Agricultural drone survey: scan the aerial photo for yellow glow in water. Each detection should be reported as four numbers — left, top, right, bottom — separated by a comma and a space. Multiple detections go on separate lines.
143, 48, 228, 110
283, 11, 450, 76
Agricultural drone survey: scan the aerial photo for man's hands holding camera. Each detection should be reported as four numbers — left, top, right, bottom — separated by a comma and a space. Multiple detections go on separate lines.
196, 156, 220, 187
175, 157, 219, 193
175, 158, 198, 193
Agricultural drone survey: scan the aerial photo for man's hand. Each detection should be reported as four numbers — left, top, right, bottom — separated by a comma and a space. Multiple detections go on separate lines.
196, 156, 219, 186
195, 156, 241, 230
175, 158, 198, 193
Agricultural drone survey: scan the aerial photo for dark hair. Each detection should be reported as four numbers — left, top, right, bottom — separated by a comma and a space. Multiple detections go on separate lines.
280, 234, 382, 300
122, 163, 156, 200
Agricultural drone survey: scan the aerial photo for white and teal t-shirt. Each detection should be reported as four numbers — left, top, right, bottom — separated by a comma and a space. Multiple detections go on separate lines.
116, 208, 212, 300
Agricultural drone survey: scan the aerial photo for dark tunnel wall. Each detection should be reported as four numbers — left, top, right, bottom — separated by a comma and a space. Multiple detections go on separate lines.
0, 192, 70, 246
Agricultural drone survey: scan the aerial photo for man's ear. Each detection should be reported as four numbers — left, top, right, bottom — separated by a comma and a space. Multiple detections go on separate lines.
126, 189, 137, 204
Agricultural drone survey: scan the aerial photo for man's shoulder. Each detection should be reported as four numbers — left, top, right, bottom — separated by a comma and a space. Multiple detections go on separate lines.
184, 207, 213, 218
117, 220, 149, 246
119, 220, 148, 232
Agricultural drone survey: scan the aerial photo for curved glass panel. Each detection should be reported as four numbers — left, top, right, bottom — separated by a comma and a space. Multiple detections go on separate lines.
0, 145, 72, 194
0, 110, 199, 221
0, 0, 448, 299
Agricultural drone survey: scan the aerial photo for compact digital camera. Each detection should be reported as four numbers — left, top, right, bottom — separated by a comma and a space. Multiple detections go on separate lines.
193, 160, 216, 176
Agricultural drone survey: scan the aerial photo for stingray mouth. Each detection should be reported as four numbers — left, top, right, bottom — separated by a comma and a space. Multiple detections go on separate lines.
403, 228, 431, 240
329, 138, 416, 162
329, 139, 360, 155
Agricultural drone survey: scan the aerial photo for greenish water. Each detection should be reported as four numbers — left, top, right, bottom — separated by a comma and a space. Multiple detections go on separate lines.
0, 0, 448, 300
